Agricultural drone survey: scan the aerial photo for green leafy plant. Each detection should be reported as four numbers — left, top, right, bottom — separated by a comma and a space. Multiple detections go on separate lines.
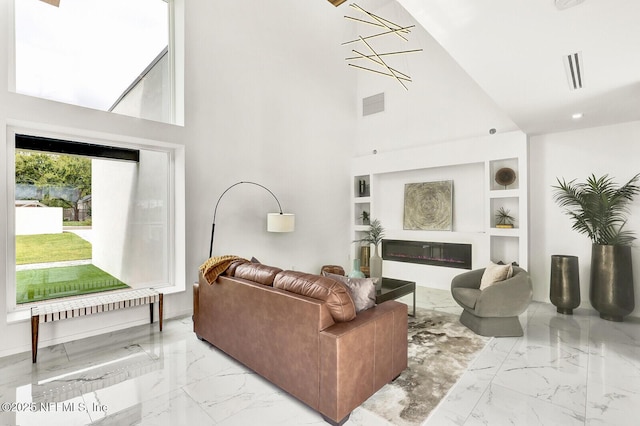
359, 210, 370, 224
354, 218, 385, 247
553, 173, 640, 246
495, 207, 515, 226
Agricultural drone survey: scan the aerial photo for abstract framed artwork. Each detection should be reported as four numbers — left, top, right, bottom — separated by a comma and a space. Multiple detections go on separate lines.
403, 181, 453, 231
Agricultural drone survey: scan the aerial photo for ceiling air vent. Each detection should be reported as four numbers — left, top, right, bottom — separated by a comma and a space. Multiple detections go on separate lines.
363, 93, 385, 116
563, 51, 584, 91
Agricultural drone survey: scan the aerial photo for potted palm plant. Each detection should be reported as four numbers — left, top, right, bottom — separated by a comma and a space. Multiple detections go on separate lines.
553, 173, 640, 321
354, 218, 385, 281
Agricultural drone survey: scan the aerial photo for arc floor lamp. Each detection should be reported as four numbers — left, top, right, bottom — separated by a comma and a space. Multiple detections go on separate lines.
209, 181, 295, 257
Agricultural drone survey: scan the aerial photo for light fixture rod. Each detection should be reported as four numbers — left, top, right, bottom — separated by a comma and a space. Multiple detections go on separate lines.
341, 25, 415, 46
351, 49, 412, 80
347, 63, 412, 82
345, 48, 423, 61
350, 3, 408, 42
343, 15, 411, 34
358, 36, 408, 90
209, 181, 285, 257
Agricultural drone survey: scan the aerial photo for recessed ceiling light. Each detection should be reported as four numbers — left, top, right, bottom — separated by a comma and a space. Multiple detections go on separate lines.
572, 113, 583, 119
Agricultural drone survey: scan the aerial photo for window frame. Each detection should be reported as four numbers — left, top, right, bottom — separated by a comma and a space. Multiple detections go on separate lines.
9, 0, 184, 126
5, 124, 185, 315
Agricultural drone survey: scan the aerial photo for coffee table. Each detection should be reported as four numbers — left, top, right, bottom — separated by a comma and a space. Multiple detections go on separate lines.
376, 277, 416, 317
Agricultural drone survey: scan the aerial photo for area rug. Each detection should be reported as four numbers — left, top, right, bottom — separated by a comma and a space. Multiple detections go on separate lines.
361, 308, 490, 425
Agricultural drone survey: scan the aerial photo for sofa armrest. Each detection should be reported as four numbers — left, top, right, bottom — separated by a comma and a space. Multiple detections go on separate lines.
451, 268, 485, 290
317, 301, 408, 424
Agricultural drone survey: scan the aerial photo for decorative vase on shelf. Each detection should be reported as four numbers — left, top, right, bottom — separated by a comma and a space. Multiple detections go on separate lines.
370, 244, 382, 279
349, 258, 366, 278
360, 246, 371, 277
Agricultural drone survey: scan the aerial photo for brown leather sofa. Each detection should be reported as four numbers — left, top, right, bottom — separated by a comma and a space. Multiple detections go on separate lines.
193, 261, 408, 425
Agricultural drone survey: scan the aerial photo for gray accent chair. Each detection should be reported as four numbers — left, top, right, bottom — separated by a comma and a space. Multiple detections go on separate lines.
451, 266, 532, 337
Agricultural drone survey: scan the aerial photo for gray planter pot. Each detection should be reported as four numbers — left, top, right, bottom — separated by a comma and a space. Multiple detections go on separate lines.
550, 255, 580, 315
590, 244, 634, 321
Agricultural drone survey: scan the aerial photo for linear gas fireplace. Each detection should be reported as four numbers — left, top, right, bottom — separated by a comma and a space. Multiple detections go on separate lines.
382, 239, 472, 270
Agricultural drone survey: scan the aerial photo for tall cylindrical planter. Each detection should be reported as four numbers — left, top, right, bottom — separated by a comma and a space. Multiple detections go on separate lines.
370, 244, 382, 279
590, 244, 634, 322
550, 255, 580, 315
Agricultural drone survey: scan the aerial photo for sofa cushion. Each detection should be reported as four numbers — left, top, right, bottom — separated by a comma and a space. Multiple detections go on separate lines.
323, 273, 376, 313
224, 259, 249, 277
233, 262, 283, 286
274, 271, 356, 322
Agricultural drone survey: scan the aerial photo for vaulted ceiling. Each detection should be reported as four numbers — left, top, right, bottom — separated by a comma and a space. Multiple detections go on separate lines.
344, 0, 640, 135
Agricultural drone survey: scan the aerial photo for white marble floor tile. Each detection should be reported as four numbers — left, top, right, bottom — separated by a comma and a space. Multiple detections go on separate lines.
88, 388, 214, 425
585, 335, 640, 426
491, 337, 589, 413
182, 368, 284, 423
466, 383, 586, 426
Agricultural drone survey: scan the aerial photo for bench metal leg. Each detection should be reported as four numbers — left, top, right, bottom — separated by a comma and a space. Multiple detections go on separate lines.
149, 294, 164, 332
31, 315, 39, 363
159, 293, 163, 332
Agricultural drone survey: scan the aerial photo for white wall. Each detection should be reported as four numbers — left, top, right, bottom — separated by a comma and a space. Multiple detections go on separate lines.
111, 52, 170, 123
0, 0, 355, 357
353, 131, 528, 290
352, 1, 518, 156
183, 1, 356, 274
529, 121, 640, 316
15, 207, 62, 235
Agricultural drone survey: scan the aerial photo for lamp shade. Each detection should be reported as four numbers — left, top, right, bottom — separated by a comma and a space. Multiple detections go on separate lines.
267, 213, 295, 232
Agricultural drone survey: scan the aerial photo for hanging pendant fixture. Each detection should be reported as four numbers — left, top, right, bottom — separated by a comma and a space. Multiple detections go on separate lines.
343, 3, 422, 90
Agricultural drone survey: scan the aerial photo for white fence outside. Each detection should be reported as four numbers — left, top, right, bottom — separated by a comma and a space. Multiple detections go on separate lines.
16, 207, 63, 235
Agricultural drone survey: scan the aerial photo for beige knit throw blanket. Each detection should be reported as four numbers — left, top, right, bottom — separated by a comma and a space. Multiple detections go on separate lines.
199, 255, 247, 284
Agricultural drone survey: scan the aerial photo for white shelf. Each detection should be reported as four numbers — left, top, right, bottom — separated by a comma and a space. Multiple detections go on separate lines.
354, 196, 371, 203
351, 131, 528, 272
489, 227, 520, 237
489, 189, 520, 199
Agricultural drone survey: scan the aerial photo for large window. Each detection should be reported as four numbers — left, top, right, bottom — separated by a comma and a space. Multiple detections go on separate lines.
8, 130, 185, 309
13, 0, 183, 125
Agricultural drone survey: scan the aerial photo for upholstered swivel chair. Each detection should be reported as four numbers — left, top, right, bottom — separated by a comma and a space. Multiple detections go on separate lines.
451, 266, 532, 337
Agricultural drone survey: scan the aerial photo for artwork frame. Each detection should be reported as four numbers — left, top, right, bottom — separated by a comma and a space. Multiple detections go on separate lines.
403, 181, 453, 231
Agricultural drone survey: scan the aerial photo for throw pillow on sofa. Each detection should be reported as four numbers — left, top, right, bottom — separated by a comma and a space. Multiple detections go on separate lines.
479, 262, 513, 290
323, 272, 376, 313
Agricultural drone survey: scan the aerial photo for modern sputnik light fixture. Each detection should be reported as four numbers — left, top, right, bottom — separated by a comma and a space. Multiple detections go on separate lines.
343, 3, 422, 90
209, 181, 295, 257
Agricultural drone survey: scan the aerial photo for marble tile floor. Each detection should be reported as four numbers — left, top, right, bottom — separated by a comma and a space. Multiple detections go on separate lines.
0, 287, 638, 425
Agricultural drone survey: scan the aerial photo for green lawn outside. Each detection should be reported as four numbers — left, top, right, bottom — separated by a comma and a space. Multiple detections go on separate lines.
17, 264, 129, 304
16, 232, 91, 265
64, 220, 92, 226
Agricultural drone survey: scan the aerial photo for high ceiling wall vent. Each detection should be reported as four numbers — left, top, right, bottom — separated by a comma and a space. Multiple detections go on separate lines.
563, 51, 584, 91
363, 93, 385, 116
